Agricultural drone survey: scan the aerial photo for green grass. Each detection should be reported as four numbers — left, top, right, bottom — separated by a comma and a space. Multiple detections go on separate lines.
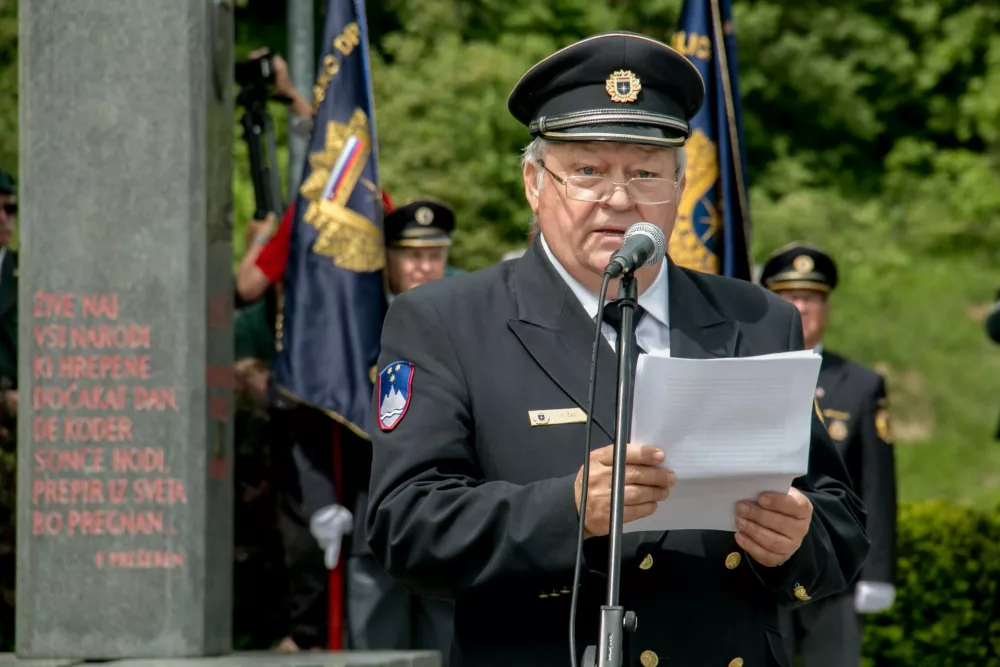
821, 252, 1000, 508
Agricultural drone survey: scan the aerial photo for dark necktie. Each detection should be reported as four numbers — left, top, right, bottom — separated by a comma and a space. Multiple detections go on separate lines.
602, 300, 646, 372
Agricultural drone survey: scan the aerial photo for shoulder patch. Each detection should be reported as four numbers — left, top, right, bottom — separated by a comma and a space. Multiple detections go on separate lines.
875, 408, 893, 444
377, 361, 414, 431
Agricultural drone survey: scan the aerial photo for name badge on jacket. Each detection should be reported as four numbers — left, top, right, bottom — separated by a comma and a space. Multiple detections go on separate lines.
528, 408, 587, 426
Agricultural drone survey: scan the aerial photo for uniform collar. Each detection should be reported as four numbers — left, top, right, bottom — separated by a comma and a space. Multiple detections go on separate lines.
539, 233, 669, 328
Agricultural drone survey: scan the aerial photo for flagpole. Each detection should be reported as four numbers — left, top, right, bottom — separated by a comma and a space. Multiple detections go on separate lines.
287, 0, 314, 196
328, 424, 345, 650
354, 0, 380, 189
709, 0, 753, 277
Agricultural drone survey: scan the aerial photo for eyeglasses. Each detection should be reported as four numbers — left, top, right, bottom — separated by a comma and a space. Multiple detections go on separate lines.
538, 160, 677, 205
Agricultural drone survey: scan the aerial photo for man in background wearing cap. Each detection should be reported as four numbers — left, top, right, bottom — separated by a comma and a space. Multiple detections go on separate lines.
365, 31, 868, 667
345, 198, 457, 659
760, 242, 897, 667
382, 200, 456, 302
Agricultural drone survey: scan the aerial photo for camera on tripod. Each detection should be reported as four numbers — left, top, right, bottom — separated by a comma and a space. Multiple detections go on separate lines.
235, 50, 284, 222
236, 52, 276, 105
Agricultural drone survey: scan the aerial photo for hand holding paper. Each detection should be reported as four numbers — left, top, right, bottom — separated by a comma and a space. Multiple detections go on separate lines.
623, 350, 823, 534
734, 487, 814, 566
575, 443, 676, 538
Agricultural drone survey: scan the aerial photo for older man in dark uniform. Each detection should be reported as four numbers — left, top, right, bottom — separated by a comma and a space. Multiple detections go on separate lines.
366, 32, 869, 667
760, 242, 897, 667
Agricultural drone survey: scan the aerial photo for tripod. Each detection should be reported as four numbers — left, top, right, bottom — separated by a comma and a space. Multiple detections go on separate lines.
238, 88, 284, 220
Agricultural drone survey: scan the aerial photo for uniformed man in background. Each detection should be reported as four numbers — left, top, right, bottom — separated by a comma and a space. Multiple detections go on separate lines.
347, 198, 456, 660
382, 199, 458, 303
761, 242, 897, 667
273, 198, 457, 655
366, 31, 869, 667
987, 288, 1000, 439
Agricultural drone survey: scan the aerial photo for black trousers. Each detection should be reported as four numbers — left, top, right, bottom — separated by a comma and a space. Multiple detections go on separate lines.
272, 402, 453, 659
779, 594, 863, 667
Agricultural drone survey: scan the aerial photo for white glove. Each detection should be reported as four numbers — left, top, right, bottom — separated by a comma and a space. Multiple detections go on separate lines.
309, 504, 354, 570
854, 581, 895, 614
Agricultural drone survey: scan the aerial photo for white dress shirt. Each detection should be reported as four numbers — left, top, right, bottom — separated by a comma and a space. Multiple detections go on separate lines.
540, 234, 671, 357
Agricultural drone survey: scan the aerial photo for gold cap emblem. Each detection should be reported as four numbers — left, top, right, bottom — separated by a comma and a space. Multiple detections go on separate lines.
606, 70, 642, 103
793, 254, 814, 274
415, 206, 434, 225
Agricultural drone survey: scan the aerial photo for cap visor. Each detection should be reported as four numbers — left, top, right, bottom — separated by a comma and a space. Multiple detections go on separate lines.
539, 123, 687, 147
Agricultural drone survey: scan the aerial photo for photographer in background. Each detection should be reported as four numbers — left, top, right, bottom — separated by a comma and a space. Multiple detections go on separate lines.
231, 47, 317, 650
253, 48, 314, 122
236, 48, 312, 307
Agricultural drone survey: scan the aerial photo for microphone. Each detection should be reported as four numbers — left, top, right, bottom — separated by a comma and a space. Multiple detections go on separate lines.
604, 222, 667, 278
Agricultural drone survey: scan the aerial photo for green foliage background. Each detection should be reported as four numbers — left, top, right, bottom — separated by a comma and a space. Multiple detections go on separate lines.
0, 0, 999, 657
226, 0, 1000, 507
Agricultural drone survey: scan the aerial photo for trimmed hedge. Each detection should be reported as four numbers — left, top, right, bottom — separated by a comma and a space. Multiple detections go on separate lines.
862, 500, 1000, 666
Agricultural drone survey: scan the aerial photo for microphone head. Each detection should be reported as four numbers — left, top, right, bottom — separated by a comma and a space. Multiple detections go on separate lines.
622, 222, 667, 267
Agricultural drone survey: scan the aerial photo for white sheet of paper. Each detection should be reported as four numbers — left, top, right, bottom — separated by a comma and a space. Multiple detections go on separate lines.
623, 351, 822, 533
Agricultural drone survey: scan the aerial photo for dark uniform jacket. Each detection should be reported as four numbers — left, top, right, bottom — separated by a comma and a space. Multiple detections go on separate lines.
815, 351, 896, 588
366, 241, 869, 667
0, 249, 17, 388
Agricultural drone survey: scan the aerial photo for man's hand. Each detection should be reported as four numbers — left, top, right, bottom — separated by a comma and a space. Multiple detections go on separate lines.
234, 358, 270, 410
734, 487, 813, 567
247, 213, 276, 247
2, 390, 16, 417
574, 444, 675, 538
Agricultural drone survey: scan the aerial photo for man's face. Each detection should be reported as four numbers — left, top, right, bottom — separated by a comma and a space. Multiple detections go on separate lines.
0, 194, 16, 245
777, 289, 830, 348
523, 141, 681, 293
386, 246, 448, 294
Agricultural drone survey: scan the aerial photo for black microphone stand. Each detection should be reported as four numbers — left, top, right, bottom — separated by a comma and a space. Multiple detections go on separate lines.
582, 269, 640, 667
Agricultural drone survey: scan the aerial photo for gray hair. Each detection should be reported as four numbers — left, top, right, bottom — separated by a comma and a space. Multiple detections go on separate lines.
520, 137, 687, 232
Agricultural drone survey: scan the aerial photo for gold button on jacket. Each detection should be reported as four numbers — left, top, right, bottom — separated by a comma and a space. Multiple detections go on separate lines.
725, 552, 741, 569
793, 584, 811, 601
639, 650, 659, 667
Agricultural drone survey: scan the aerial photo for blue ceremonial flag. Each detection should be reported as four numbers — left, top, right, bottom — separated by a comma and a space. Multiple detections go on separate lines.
275, 0, 386, 438
669, 0, 752, 280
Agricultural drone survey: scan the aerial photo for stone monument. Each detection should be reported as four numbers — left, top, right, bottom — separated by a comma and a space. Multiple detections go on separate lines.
16, 0, 236, 657
12, 2, 440, 665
